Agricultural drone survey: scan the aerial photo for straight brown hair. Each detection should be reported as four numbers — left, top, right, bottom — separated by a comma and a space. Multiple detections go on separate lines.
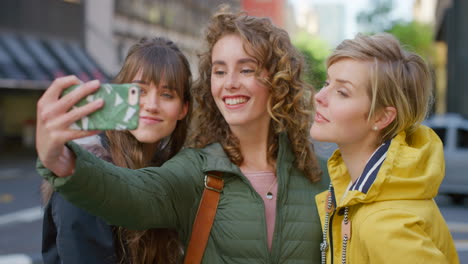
109, 37, 191, 264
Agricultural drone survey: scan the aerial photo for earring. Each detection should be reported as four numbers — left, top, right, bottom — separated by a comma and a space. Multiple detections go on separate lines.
373, 126, 378, 131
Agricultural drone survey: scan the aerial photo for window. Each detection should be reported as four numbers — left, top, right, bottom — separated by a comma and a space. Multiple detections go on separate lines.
456, 128, 468, 149
433, 127, 447, 145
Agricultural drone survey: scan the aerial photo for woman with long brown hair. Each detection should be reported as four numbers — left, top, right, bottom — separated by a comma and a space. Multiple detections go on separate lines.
41, 36, 191, 264
36, 9, 329, 263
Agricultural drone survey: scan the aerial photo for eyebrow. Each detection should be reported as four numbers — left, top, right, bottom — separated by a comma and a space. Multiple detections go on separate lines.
336, 78, 356, 88
212, 58, 257, 66
131, 80, 171, 89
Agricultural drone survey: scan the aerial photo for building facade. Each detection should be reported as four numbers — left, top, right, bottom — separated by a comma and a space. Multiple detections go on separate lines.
435, 0, 468, 117
241, 0, 287, 28
0, 0, 239, 150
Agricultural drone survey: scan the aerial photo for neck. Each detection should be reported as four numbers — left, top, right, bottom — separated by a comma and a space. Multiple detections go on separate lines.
338, 140, 380, 183
231, 121, 275, 172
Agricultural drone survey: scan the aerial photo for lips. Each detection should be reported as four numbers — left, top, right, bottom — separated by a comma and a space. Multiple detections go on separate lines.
222, 95, 250, 106
314, 111, 329, 122
140, 116, 163, 124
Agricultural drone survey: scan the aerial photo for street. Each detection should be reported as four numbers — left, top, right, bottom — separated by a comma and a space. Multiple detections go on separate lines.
0, 149, 467, 263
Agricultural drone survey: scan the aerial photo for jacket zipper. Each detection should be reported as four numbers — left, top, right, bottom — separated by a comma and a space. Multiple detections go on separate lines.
269, 172, 284, 264
236, 173, 272, 263
329, 211, 335, 264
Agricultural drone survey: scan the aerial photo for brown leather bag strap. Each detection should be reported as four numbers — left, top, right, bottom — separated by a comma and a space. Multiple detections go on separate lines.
184, 171, 224, 264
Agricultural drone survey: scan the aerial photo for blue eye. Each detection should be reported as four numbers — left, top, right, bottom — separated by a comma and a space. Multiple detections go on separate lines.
241, 69, 254, 74
213, 70, 226, 76
162, 93, 173, 98
337, 90, 348, 97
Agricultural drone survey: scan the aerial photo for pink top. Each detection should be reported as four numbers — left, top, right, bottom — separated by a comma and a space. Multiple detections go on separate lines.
242, 170, 277, 250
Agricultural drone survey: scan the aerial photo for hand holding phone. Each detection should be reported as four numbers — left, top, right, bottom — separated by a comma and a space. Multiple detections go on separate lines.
62, 83, 140, 130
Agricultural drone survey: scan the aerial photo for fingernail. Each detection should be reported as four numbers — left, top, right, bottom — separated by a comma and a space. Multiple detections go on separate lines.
89, 80, 100, 87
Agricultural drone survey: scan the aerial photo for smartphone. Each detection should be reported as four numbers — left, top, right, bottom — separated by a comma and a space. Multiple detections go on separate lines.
62, 83, 140, 130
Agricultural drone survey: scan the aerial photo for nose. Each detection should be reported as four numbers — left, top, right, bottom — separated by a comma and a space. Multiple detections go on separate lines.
142, 93, 159, 113
314, 87, 328, 106
224, 72, 240, 91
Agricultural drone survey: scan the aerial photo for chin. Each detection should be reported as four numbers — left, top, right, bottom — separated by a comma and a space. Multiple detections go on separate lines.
131, 133, 163, 144
309, 127, 320, 139
310, 130, 330, 142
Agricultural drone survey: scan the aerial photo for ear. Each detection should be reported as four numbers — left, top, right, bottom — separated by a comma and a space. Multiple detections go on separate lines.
373, 106, 396, 130
178, 102, 189, 120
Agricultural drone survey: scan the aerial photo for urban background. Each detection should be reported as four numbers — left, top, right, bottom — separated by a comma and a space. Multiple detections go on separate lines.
0, 0, 467, 263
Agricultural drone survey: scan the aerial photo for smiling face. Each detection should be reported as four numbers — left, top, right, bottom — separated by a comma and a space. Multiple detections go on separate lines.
129, 71, 188, 144
210, 34, 271, 131
310, 58, 377, 147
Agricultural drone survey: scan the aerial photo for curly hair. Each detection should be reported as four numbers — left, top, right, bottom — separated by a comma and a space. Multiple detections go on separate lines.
190, 9, 321, 182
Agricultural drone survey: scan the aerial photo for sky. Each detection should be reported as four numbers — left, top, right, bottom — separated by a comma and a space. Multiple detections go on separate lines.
290, 0, 415, 39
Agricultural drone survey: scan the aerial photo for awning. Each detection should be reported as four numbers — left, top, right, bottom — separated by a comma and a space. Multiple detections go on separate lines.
0, 42, 28, 80
42, 38, 92, 82
67, 42, 108, 82
0, 33, 50, 81
21, 35, 67, 80
0, 33, 109, 90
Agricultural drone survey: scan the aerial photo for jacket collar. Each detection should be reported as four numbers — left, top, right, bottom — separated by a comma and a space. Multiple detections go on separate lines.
348, 141, 390, 194
328, 125, 444, 207
199, 133, 294, 177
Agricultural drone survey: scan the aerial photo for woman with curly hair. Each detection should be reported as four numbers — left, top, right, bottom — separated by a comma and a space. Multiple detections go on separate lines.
35, 9, 329, 263
41, 37, 190, 264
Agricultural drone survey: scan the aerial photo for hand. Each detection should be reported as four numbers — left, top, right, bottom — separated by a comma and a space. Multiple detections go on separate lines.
36, 76, 104, 177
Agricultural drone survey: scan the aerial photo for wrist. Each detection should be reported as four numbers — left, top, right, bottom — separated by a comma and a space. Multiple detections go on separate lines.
54, 146, 76, 177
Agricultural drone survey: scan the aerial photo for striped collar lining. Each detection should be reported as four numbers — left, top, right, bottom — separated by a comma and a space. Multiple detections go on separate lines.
349, 140, 391, 194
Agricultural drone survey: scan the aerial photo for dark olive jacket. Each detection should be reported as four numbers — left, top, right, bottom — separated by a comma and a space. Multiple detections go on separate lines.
38, 133, 329, 263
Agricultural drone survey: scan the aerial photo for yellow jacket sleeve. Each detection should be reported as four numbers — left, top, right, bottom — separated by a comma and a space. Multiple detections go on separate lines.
359, 209, 455, 264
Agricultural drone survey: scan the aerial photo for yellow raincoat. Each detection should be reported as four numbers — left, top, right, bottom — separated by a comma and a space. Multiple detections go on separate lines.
316, 125, 459, 264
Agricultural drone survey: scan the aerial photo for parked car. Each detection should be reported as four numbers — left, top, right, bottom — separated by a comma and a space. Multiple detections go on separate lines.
423, 113, 468, 204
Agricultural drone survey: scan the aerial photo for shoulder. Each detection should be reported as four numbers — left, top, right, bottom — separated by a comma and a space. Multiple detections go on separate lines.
166, 147, 206, 164
317, 156, 329, 177
170, 143, 230, 166
357, 204, 426, 241
315, 156, 330, 187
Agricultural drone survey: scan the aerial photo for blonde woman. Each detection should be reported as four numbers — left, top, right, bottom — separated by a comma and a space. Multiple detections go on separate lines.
311, 33, 459, 264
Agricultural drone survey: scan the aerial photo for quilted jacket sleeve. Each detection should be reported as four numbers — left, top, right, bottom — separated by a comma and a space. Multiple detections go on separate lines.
37, 141, 204, 231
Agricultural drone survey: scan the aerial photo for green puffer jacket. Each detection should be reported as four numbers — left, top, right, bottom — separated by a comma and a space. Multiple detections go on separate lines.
37, 133, 329, 263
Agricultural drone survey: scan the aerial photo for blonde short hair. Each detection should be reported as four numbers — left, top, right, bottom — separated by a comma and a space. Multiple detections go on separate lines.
328, 33, 433, 142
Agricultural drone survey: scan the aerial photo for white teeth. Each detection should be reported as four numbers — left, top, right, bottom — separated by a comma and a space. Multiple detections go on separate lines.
225, 97, 248, 105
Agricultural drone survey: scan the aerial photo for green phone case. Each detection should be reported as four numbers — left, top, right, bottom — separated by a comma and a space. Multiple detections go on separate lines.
63, 83, 140, 130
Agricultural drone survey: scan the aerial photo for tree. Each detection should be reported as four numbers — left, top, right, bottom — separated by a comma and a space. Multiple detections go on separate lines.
387, 21, 435, 62
357, 0, 395, 34
293, 31, 330, 89
356, 0, 435, 62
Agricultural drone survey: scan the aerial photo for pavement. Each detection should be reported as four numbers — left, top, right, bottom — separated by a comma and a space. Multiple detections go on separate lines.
0, 144, 43, 264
